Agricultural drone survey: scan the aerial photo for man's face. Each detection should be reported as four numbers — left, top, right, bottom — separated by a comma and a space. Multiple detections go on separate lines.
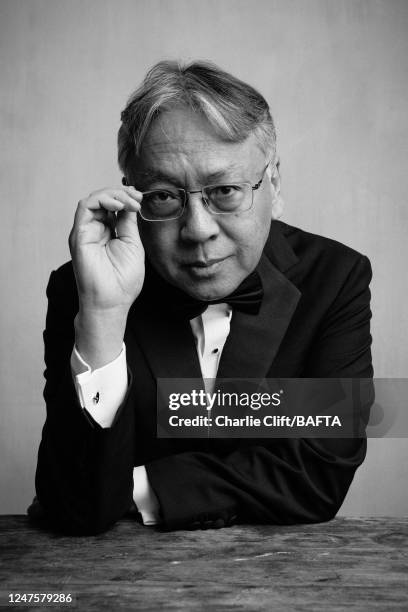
132, 107, 278, 300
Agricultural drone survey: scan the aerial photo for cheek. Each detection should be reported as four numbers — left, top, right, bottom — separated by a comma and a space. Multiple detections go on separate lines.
139, 222, 178, 266
227, 210, 271, 263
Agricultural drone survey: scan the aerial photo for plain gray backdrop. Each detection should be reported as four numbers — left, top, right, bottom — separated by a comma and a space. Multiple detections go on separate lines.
1, 0, 407, 514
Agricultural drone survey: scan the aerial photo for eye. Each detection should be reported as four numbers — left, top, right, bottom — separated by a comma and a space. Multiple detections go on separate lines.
210, 185, 243, 199
144, 190, 178, 204
216, 185, 238, 195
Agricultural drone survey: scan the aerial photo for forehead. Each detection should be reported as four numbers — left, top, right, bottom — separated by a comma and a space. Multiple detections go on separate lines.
137, 107, 264, 178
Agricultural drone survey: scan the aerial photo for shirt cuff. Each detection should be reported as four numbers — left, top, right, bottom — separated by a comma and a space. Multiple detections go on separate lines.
133, 465, 162, 526
70, 343, 128, 429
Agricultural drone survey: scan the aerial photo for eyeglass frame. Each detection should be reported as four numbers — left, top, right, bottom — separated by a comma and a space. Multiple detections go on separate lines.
132, 160, 274, 222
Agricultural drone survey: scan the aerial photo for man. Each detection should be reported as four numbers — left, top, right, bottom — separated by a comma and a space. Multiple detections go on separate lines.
33, 60, 373, 534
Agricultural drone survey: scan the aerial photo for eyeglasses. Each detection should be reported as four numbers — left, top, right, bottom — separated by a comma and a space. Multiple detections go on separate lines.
138, 161, 272, 222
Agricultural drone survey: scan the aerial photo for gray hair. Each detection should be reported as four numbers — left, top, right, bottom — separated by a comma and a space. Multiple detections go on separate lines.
118, 60, 276, 177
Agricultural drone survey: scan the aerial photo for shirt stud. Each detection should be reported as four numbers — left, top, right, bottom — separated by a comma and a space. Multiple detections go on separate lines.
92, 392, 100, 404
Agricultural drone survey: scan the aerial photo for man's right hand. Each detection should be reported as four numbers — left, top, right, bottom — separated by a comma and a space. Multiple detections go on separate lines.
68, 186, 144, 369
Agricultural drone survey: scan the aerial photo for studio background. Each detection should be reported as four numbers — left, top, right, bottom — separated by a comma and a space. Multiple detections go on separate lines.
1, 0, 407, 515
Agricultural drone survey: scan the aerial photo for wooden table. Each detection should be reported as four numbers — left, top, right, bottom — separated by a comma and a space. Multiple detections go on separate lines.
0, 516, 407, 611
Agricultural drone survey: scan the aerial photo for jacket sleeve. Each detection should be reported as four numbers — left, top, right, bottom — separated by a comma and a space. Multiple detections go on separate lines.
35, 268, 136, 535
145, 255, 374, 531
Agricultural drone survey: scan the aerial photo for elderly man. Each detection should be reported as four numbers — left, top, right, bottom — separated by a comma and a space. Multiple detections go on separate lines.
34, 61, 373, 534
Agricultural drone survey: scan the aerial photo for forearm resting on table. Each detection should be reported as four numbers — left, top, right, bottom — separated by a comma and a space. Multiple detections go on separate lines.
71, 341, 161, 525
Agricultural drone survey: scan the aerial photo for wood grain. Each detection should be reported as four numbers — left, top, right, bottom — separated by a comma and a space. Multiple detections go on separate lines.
0, 516, 407, 611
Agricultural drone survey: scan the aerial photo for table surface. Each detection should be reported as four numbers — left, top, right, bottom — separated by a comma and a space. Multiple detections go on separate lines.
0, 516, 407, 611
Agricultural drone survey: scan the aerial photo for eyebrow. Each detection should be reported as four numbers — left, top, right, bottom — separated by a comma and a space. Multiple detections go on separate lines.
205, 165, 244, 183
136, 170, 181, 186
136, 164, 245, 186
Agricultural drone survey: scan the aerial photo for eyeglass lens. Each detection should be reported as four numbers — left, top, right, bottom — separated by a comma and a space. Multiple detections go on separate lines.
140, 183, 253, 220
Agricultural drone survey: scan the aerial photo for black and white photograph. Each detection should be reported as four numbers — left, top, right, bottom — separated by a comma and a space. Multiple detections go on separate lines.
0, 1, 407, 610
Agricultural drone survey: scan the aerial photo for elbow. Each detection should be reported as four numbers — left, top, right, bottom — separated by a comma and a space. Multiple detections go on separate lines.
34, 462, 133, 536
38, 504, 118, 536
33, 490, 122, 536
298, 438, 366, 524
304, 476, 354, 525
311, 500, 341, 524
59, 510, 118, 536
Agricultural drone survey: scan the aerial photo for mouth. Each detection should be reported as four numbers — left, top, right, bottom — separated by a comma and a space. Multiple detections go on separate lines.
182, 256, 230, 278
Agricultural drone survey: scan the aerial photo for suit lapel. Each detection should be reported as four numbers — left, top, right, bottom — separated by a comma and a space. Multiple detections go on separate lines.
216, 250, 301, 380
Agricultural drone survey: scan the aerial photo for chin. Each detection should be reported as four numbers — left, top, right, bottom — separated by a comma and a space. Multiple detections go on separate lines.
180, 277, 238, 301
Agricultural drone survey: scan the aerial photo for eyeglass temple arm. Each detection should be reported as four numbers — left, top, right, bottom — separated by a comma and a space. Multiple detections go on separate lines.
252, 178, 263, 191
252, 159, 274, 191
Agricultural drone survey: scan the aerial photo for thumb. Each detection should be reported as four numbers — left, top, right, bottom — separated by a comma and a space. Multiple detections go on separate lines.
115, 210, 142, 246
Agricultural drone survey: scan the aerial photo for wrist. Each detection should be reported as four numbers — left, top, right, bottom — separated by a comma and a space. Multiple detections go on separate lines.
74, 307, 129, 370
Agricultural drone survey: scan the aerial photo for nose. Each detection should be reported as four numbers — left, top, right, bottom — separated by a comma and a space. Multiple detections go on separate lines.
180, 191, 220, 244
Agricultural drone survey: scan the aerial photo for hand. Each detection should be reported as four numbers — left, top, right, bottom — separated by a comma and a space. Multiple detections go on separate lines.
68, 186, 144, 368
69, 186, 144, 313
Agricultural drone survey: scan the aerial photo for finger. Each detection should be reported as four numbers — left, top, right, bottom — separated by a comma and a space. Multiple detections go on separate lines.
121, 185, 143, 202
92, 209, 110, 222
71, 196, 124, 247
83, 208, 117, 237
92, 193, 132, 212
73, 196, 127, 234
73, 196, 120, 227
108, 189, 142, 211
69, 209, 111, 251
71, 189, 142, 248
90, 186, 142, 206
92, 209, 123, 236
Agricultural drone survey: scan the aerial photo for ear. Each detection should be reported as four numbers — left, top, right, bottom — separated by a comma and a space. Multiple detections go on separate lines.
268, 158, 284, 220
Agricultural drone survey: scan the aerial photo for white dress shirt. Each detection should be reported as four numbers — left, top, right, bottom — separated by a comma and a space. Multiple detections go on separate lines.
71, 303, 232, 526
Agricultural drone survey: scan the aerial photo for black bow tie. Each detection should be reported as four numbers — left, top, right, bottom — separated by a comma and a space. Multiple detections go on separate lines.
142, 262, 264, 320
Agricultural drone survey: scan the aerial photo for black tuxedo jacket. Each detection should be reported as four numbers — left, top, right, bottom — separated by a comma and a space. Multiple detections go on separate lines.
35, 220, 373, 534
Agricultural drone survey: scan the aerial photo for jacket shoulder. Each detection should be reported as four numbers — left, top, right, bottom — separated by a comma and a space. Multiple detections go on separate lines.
269, 222, 372, 307
277, 221, 370, 267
